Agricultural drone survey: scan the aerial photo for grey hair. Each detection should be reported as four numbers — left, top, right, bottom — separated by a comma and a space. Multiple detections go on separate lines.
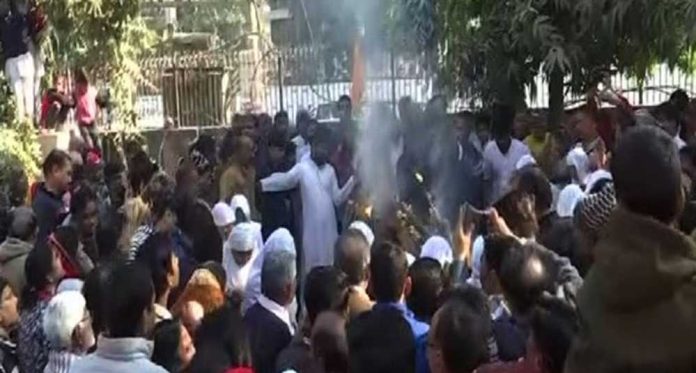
261, 249, 297, 301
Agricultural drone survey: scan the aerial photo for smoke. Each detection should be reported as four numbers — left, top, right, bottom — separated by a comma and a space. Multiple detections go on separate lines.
354, 103, 401, 216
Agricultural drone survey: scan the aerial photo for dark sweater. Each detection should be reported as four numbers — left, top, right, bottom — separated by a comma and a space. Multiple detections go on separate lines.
0, 12, 30, 60
32, 183, 66, 245
244, 303, 292, 373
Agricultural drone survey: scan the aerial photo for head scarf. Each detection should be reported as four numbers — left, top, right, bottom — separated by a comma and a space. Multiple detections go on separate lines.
556, 184, 585, 218
172, 268, 225, 316
566, 147, 590, 184
229, 194, 252, 223
243, 228, 296, 312
420, 236, 453, 267
212, 202, 235, 228
348, 221, 375, 247
223, 223, 261, 292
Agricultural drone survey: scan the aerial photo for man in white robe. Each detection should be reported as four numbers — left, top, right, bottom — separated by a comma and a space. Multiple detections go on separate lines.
261, 126, 355, 275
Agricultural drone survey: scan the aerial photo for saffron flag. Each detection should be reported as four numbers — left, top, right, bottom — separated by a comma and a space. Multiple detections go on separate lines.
350, 34, 366, 112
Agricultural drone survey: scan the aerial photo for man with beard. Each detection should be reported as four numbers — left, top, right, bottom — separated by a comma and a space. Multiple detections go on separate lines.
260, 125, 355, 276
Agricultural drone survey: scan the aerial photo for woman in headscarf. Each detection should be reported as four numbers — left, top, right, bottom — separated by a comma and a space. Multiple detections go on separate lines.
222, 223, 260, 297
230, 194, 264, 253
171, 268, 226, 317
243, 228, 296, 313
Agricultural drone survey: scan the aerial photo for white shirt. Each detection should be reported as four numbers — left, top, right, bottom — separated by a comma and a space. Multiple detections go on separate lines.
483, 139, 530, 203
258, 294, 295, 336
291, 135, 310, 164
261, 158, 355, 274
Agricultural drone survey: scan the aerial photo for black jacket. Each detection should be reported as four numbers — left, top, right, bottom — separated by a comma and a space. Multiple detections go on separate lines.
244, 303, 292, 373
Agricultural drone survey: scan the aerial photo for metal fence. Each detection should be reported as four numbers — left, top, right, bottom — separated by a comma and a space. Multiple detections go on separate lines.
135, 44, 696, 127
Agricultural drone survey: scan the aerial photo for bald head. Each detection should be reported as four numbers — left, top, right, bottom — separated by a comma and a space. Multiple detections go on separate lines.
9, 207, 37, 242
334, 230, 370, 286
498, 242, 556, 315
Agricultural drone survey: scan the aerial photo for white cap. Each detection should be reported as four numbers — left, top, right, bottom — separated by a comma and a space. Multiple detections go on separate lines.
212, 202, 235, 227
229, 194, 252, 223
348, 221, 375, 247
420, 236, 453, 267
224, 222, 259, 253
515, 154, 537, 170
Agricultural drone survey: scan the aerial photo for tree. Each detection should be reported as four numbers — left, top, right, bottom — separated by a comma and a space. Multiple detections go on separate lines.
39, 0, 157, 124
176, 0, 246, 46
435, 0, 696, 125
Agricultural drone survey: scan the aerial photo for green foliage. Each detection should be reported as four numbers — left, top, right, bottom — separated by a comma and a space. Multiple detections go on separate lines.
0, 73, 40, 179
436, 0, 696, 107
176, 0, 246, 45
39, 0, 157, 124
0, 121, 41, 181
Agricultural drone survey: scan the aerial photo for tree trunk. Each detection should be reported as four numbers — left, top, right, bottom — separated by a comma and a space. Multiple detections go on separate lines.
548, 68, 564, 128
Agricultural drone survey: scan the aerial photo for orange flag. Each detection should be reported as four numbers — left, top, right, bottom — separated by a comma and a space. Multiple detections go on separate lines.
350, 34, 366, 111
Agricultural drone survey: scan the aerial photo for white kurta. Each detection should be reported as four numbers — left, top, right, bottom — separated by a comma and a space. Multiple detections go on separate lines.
483, 139, 530, 203
261, 158, 355, 273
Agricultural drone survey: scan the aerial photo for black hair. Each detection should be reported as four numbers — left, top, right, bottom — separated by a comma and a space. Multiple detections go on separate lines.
83, 263, 113, 337
21, 240, 57, 310
70, 183, 97, 217
135, 232, 175, 302
187, 344, 232, 373
42, 149, 71, 176
490, 103, 516, 137
268, 127, 289, 149
653, 101, 681, 124
152, 318, 184, 372
406, 258, 444, 323
274, 110, 289, 122
369, 241, 408, 303
498, 242, 557, 315
433, 286, 491, 373
219, 129, 237, 164
611, 126, 682, 223
310, 123, 332, 146
530, 298, 579, 373
51, 225, 80, 260
96, 214, 124, 264
494, 190, 539, 238
338, 95, 352, 104
334, 230, 370, 286
483, 234, 519, 275
105, 262, 155, 338
103, 161, 125, 183
199, 261, 227, 291
671, 89, 690, 112
142, 173, 176, 221
515, 167, 553, 216
347, 307, 416, 373
7, 207, 36, 241
128, 150, 158, 196
311, 312, 349, 373
193, 304, 252, 368
304, 266, 350, 325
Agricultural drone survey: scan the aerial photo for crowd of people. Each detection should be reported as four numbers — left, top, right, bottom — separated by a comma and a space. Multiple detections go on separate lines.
1, 87, 696, 373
